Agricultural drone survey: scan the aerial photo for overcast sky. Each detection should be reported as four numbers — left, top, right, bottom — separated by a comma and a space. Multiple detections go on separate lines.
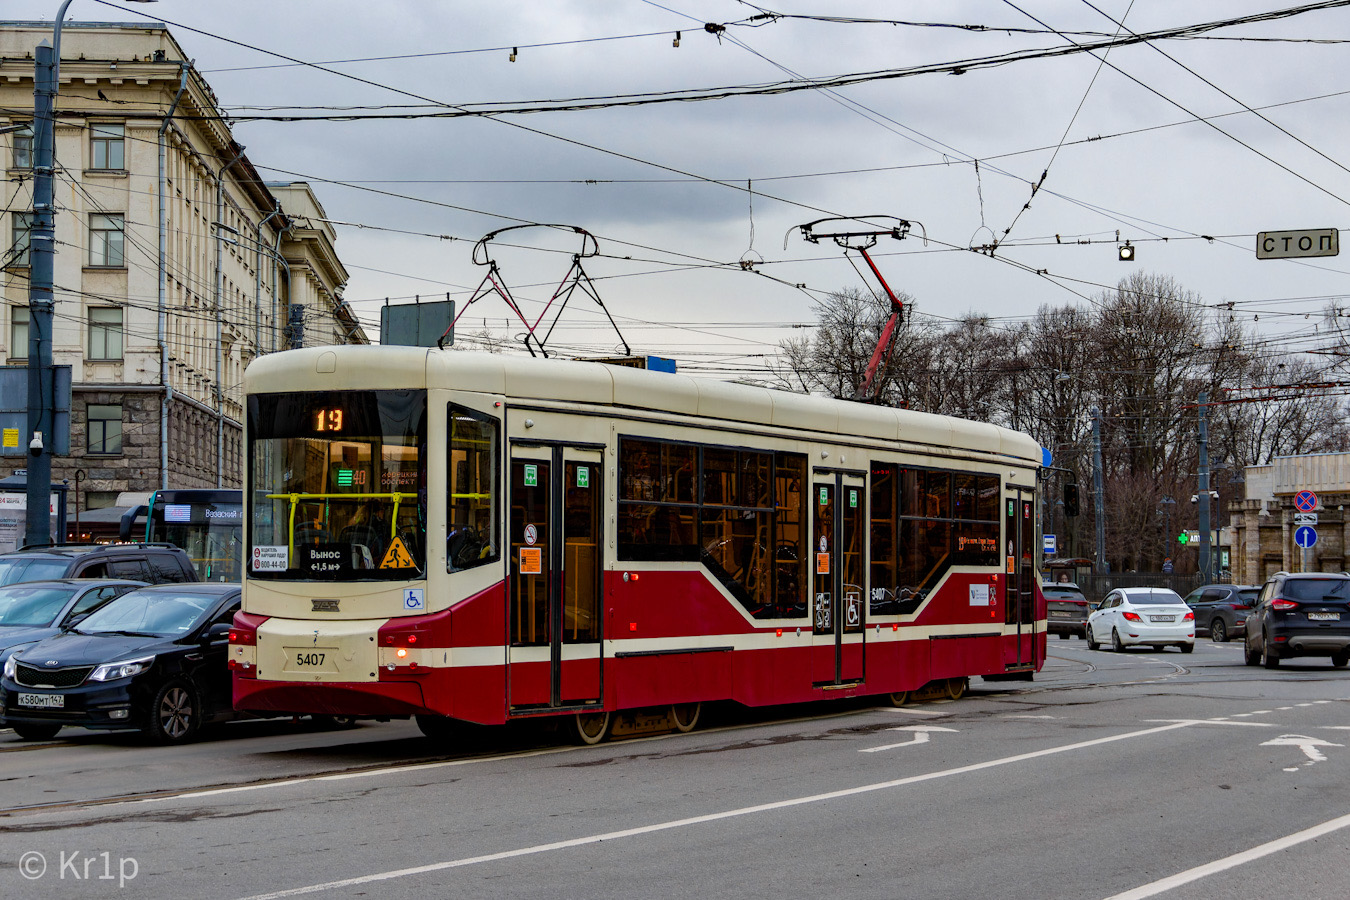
10, 0, 1350, 377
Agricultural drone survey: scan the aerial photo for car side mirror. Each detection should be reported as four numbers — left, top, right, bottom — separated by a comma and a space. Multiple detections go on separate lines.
202, 622, 232, 644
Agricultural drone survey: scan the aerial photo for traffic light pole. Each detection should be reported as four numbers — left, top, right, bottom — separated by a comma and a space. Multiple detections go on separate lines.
1197, 391, 1212, 581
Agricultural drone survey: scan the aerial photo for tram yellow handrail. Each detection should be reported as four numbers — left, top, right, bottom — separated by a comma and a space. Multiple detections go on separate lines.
265, 492, 417, 559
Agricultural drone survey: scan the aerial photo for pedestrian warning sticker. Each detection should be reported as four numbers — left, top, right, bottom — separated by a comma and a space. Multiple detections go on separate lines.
380, 536, 416, 569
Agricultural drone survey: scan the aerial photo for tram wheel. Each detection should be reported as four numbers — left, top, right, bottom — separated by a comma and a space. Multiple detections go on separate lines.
945, 677, 968, 701
887, 691, 909, 708
572, 710, 612, 746
670, 703, 702, 734
416, 714, 462, 741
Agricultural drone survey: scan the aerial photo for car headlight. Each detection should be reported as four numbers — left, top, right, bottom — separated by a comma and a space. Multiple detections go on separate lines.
88, 656, 155, 682
2, 653, 16, 681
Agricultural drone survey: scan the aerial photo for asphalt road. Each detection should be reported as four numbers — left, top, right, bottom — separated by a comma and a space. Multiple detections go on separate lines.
3, 637, 1350, 899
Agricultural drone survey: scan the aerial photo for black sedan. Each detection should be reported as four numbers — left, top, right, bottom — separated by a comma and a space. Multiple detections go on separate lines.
0, 579, 145, 660
0, 583, 240, 743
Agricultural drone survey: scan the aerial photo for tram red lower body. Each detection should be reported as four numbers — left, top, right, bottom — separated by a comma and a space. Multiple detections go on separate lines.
234, 571, 1044, 723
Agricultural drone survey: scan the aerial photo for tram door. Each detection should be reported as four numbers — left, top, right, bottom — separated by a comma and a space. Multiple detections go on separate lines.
1003, 488, 1036, 668
812, 473, 866, 685
507, 447, 604, 710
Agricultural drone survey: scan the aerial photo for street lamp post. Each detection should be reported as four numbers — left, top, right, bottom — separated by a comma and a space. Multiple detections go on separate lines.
1159, 496, 1176, 563
24, 0, 157, 546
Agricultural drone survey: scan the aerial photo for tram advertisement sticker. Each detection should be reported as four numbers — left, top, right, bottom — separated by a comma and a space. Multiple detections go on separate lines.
816, 552, 830, 575
524, 465, 538, 487
519, 546, 542, 574
577, 466, 589, 488
253, 545, 287, 572
969, 584, 990, 606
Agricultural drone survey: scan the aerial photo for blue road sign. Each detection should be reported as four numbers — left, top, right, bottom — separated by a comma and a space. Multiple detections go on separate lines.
1295, 525, 1318, 549
1295, 490, 1319, 512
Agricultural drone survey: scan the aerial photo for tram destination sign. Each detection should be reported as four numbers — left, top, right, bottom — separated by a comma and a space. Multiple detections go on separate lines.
1256, 228, 1339, 259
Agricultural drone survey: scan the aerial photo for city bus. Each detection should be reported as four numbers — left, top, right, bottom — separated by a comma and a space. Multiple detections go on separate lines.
120, 489, 243, 582
231, 347, 1045, 743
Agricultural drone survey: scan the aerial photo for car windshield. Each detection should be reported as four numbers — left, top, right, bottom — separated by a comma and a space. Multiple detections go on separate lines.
1284, 579, 1350, 602
0, 585, 77, 627
77, 590, 218, 637
1125, 591, 1184, 605
1044, 589, 1085, 601
0, 557, 71, 586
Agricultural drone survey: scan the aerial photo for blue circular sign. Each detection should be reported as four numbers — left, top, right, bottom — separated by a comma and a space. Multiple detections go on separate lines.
1295, 525, 1318, 549
1295, 490, 1319, 512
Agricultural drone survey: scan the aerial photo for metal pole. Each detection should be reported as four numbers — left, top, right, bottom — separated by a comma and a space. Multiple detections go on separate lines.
1198, 391, 1212, 581
158, 62, 188, 490
1091, 407, 1106, 573
213, 146, 246, 489
24, 29, 67, 547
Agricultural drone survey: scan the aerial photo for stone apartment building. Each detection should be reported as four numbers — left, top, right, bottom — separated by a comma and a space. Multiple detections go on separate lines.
0, 21, 366, 523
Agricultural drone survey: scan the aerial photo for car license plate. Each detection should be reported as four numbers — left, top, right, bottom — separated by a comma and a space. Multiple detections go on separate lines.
17, 692, 63, 709
1309, 612, 1341, 621
1050, 611, 1069, 617
1150, 615, 1176, 623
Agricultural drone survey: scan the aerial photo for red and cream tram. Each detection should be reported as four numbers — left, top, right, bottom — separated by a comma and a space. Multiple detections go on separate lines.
231, 347, 1045, 742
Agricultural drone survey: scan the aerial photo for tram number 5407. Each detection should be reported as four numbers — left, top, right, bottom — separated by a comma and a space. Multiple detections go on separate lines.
295, 652, 326, 667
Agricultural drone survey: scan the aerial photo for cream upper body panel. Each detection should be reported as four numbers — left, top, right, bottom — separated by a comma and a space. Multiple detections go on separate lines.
244, 346, 1041, 466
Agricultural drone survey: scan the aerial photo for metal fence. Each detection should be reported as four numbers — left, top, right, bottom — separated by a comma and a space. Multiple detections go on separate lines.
1067, 572, 1230, 604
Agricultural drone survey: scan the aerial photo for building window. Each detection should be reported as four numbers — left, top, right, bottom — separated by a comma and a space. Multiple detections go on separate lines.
88, 307, 124, 360
12, 124, 33, 169
7, 212, 32, 267
89, 214, 124, 267
10, 307, 28, 363
90, 123, 124, 170
87, 404, 123, 454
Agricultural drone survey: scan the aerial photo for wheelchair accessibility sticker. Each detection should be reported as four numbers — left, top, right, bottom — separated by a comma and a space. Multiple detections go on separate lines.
404, 588, 425, 611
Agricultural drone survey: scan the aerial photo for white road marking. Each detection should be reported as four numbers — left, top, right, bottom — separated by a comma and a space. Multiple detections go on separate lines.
234, 720, 1197, 900
1003, 714, 1058, 719
1260, 734, 1342, 764
1144, 719, 1274, 728
1101, 810, 1350, 900
881, 706, 946, 717
860, 725, 960, 753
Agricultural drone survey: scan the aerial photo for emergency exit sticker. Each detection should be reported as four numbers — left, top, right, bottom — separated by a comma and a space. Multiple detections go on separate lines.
819, 487, 828, 506
849, 489, 858, 508
577, 466, 589, 488
524, 465, 538, 487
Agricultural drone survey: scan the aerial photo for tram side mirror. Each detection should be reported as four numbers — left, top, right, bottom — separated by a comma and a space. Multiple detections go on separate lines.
1063, 484, 1080, 517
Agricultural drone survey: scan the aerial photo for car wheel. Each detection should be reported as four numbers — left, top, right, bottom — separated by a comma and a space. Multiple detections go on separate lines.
1112, 629, 1126, 652
312, 715, 358, 730
1086, 624, 1099, 651
12, 722, 61, 741
1179, 642, 1194, 654
1244, 635, 1261, 666
1210, 619, 1228, 643
1332, 651, 1350, 668
145, 679, 199, 744
1261, 634, 1280, 669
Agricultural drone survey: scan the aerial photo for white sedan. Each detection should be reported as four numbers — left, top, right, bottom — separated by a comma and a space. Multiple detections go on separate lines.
1086, 587, 1195, 653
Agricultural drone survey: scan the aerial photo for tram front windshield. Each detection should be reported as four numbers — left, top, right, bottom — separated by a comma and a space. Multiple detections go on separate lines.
248, 390, 427, 581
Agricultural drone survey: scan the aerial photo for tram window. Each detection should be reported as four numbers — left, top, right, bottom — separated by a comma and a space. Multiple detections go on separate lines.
447, 405, 500, 572
701, 506, 772, 614
870, 464, 899, 616
773, 453, 808, 619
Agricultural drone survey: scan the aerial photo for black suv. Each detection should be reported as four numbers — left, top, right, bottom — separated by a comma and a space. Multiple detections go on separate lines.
1244, 572, 1350, 668
0, 544, 198, 587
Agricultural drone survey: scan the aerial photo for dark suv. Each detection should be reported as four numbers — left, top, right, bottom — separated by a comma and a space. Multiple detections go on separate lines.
0, 544, 198, 587
1244, 572, 1350, 668
1184, 583, 1259, 643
